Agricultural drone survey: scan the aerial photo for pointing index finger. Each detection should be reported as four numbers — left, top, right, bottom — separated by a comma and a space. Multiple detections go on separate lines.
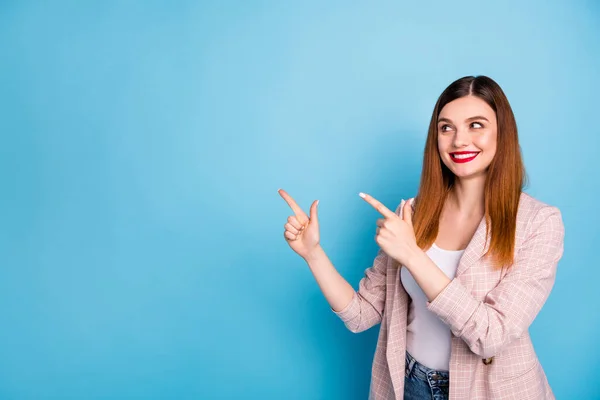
278, 189, 309, 222
359, 192, 395, 218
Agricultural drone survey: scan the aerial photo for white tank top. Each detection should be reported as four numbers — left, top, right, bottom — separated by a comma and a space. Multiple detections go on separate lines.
400, 243, 465, 371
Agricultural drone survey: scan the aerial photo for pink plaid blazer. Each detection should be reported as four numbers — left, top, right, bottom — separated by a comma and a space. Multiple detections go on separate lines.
334, 192, 565, 399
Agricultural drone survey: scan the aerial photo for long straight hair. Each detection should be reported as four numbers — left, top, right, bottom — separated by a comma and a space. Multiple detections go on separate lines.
412, 76, 526, 270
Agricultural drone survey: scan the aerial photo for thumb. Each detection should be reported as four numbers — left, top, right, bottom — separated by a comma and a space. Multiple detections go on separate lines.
403, 198, 414, 227
309, 200, 320, 227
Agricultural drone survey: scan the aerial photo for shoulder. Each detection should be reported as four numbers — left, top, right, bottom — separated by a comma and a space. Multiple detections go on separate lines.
517, 192, 563, 222
517, 192, 564, 241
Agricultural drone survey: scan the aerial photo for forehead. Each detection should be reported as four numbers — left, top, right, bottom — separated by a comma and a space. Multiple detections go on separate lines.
438, 96, 496, 121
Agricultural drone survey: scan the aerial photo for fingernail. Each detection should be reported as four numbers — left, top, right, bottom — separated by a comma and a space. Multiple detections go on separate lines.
359, 192, 366, 198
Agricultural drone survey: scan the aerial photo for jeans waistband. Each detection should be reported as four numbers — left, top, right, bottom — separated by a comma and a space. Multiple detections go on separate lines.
405, 350, 450, 382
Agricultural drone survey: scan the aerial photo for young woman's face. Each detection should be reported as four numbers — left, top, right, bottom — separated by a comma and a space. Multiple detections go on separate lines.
437, 95, 498, 180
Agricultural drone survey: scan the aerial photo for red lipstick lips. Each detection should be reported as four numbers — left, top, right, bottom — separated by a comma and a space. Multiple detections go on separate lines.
450, 151, 480, 163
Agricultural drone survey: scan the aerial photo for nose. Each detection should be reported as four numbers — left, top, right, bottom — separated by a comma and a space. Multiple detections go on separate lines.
452, 127, 471, 148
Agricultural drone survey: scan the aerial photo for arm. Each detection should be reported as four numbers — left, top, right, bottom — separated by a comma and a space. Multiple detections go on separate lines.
325, 247, 389, 333
323, 202, 406, 333
279, 188, 395, 334
304, 245, 357, 318
408, 206, 564, 358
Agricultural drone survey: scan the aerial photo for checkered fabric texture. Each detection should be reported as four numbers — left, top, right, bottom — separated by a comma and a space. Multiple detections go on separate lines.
333, 192, 564, 399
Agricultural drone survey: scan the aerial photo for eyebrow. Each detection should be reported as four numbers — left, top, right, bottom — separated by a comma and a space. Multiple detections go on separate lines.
438, 116, 490, 124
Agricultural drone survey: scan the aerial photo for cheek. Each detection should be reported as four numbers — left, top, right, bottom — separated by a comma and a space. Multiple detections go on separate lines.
475, 133, 497, 153
437, 136, 450, 153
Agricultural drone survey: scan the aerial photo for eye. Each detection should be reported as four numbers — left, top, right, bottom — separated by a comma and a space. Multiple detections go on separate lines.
471, 122, 483, 128
439, 124, 453, 132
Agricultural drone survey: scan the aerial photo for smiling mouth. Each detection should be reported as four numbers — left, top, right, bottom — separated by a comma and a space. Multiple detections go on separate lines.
450, 152, 480, 163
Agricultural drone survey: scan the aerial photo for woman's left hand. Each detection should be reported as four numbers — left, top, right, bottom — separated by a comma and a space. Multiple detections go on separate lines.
359, 193, 420, 267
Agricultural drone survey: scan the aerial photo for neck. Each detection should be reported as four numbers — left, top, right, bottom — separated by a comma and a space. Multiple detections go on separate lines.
448, 175, 486, 219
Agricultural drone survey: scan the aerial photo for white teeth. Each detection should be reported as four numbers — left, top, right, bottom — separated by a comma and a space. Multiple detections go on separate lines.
452, 152, 478, 159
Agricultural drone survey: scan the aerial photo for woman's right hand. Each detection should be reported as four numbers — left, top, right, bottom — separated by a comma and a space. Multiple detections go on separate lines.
278, 189, 321, 260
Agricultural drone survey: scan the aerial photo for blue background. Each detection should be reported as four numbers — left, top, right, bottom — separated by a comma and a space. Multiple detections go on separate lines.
1, 1, 599, 399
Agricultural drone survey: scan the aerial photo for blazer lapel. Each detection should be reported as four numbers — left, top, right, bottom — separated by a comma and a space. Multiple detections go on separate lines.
386, 261, 409, 398
384, 207, 490, 395
455, 215, 490, 278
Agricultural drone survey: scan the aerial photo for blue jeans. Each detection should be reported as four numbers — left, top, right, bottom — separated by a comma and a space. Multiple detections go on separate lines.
404, 350, 449, 400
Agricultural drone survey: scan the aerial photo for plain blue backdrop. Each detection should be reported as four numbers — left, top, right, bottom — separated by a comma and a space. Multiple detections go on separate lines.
1, 1, 599, 399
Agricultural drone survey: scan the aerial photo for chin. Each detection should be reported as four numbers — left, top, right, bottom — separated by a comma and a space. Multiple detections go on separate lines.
451, 168, 488, 180
444, 163, 486, 180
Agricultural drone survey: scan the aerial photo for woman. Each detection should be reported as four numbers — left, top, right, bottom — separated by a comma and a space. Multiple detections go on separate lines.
278, 75, 564, 400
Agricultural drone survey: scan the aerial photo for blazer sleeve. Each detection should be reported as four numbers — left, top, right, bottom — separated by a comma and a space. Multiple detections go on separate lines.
332, 200, 407, 333
425, 205, 565, 358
